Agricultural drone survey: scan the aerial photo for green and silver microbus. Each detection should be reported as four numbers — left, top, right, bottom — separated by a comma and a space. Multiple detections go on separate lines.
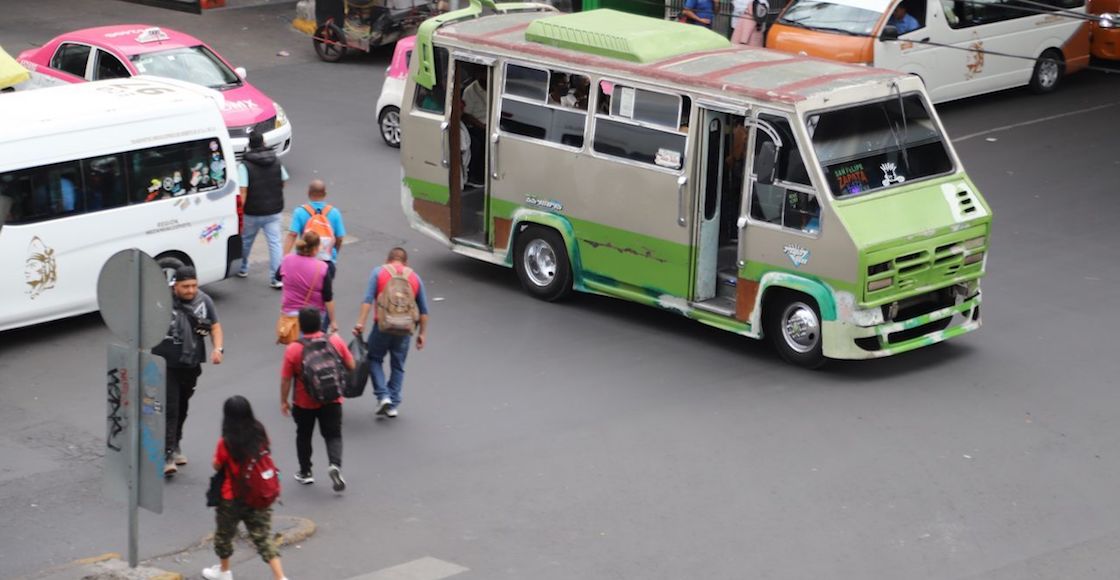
399, 2, 991, 368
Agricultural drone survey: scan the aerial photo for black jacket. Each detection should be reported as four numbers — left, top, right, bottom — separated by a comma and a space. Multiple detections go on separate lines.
242, 148, 284, 216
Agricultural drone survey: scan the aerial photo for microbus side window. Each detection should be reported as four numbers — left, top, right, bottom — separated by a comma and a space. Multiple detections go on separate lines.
748, 113, 820, 235
499, 63, 590, 149
414, 47, 450, 114
592, 80, 689, 170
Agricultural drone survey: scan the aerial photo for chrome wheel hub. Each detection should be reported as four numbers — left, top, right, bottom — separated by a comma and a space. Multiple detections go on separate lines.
523, 239, 557, 288
382, 110, 400, 145
781, 301, 821, 353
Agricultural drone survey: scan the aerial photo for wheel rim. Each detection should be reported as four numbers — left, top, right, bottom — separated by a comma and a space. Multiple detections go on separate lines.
523, 239, 557, 288
381, 110, 400, 145
781, 301, 820, 354
1038, 59, 1059, 88
316, 32, 343, 59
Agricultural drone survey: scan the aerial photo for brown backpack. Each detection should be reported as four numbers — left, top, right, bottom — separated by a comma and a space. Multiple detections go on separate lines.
376, 266, 419, 336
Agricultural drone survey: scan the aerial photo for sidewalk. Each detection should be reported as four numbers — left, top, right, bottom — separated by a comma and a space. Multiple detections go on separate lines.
26, 515, 315, 580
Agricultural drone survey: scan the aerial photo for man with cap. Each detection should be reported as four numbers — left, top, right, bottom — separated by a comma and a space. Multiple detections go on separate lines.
152, 266, 225, 476
237, 132, 289, 288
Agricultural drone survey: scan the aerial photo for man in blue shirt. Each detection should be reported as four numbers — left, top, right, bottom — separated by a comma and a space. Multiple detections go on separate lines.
284, 179, 346, 278
888, 5, 920, 34
682, 0, 716, 27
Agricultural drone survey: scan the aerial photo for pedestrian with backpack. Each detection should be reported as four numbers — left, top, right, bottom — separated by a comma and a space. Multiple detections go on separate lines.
353, 247, 430, 418
283, 180, 346, 279
202, 395, 288, 580
281, 307, 355, 491
276, 231, 336, 342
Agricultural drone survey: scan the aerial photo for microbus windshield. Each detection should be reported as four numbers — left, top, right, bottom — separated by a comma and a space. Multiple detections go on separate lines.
776, 0, 890, 35
808, 93, 954, 198
131, 46, 241, 90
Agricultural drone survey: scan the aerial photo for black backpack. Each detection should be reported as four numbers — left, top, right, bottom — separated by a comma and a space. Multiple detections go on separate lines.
298, 337, 347, 403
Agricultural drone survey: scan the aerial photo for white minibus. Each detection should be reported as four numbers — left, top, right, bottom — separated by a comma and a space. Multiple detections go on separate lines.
0, 77, 241, 331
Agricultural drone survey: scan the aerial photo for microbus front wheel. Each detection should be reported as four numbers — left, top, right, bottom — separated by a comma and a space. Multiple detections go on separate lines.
514, 226, 572, 302
1029, 49, 1064, 94
764, 290, 825, 369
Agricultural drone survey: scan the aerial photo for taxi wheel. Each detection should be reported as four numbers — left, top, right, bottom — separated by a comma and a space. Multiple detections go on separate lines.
313, 25, 346, 63
1029, 49, 1063, 94
764, 290, 825, 369
514, 226, 572, 302
379, 106, 401, 148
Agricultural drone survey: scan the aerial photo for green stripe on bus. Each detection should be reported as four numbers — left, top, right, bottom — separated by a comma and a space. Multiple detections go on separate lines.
405, 177, 450, 205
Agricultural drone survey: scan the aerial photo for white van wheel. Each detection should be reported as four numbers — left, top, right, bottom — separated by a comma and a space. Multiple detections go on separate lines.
1030, 49, 1063, 94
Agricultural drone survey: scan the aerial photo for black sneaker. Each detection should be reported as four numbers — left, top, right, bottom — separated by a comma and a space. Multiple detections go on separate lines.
328, 465, 346, 492
293, 471, 314, 485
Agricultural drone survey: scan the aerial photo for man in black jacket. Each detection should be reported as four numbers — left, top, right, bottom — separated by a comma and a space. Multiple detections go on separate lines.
237, 133, 288, 288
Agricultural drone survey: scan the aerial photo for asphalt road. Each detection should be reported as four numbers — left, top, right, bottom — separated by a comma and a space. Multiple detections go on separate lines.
2, 2, 1120, 579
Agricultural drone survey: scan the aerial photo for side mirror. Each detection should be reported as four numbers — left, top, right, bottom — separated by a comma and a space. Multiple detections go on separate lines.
880, 24, 899, 40
235, 66, 247, 79
756, 141, 778, 186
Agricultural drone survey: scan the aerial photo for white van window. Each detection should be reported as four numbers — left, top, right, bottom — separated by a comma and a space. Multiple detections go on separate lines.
888, 0, 927, 33
809, 94, 952, 198
592, 80, 689, 169
944, 0, 1073, 28
500, 64, 589, 148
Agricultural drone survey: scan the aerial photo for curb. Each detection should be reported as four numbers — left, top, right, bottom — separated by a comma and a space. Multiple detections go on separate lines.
23, 516, 315, 580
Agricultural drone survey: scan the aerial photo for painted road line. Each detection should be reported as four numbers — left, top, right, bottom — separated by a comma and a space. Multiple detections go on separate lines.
344, 556, 469, 580
953, 102, 1120, 142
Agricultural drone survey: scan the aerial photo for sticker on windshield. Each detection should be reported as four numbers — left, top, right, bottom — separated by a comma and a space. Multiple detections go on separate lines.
655, 148, 682, 169
880, 162, 906, 186
832, 162, 870, 195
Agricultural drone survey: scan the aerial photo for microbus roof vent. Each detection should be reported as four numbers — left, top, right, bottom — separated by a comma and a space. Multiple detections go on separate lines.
524, 9, 730, 63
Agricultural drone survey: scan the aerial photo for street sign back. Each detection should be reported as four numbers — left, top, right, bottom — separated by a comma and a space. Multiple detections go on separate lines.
97, 250, 171, 349
103, 344, 165, 514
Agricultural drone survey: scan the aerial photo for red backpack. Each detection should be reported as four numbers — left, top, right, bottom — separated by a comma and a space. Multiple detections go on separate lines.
235, 447, 281, 509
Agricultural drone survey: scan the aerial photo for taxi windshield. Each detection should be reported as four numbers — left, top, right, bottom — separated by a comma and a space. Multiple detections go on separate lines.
808, 93, 954, 199
130, 46, 241, 90
777, 0, 885, 35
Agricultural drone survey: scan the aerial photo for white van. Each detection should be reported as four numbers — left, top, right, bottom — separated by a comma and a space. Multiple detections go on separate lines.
768, 0, 1092, 103
0, 78, 241, 331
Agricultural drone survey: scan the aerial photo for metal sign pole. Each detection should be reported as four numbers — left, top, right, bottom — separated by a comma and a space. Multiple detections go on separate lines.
128, 248, 142, 568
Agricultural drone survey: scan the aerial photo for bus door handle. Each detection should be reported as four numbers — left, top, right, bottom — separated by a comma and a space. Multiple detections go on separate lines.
676, 175, 688, 227
440, 121, 450, 168
490, 132, 500, 179
736, 215, 748, 268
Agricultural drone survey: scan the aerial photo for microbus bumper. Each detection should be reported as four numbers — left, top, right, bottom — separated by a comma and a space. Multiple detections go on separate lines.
823, 291, 982, 359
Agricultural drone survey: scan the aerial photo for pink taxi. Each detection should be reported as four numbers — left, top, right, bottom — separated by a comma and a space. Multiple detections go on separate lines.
375, 35, 414, 148
18, 25, 292, 156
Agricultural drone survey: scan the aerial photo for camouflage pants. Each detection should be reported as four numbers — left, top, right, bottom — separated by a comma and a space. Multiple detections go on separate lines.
213, 500, 278, 562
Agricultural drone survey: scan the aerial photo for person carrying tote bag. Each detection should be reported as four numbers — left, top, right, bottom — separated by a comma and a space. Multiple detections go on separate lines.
276, 231, 335, 344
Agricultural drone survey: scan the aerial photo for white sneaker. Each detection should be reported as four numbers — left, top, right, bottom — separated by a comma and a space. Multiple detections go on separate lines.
202, 564, 233, 580
173, 449, 188, 466
376, 398, 392, 416
386, 407, 399, 418
163, 460, 178, 477
328, 464, 346, 492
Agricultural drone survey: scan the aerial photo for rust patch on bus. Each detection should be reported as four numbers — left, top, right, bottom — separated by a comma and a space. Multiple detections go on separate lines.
581, 239, 667, 263
736, 278, 760, 322
493, 217, 512, 250
414, 198, 451, 235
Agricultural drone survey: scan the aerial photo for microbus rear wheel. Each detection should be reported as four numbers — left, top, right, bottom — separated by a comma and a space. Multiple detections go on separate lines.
313, 25, 346, 63
1029, 49, 1063, 94
379, 106, 401, 148
514, 226, 572, 302
764, 290, 825, 369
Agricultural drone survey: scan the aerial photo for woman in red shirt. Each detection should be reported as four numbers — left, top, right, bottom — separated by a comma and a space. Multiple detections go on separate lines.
202, 396, 288, 580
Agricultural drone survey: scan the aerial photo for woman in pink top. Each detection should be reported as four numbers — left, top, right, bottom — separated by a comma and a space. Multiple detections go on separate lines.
277, 231, 336, 333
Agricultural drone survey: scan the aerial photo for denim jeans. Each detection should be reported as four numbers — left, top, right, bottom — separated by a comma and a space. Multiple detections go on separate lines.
240, 212, 283, 282
367, 326, 411, 408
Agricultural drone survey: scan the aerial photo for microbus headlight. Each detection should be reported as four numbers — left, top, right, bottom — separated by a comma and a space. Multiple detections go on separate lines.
867, 277, 894, 292
1100, 13, 1119, 28
274, 102, 288, 128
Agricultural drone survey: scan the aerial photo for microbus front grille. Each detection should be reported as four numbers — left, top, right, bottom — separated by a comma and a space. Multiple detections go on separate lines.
864, 227, 988, 304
